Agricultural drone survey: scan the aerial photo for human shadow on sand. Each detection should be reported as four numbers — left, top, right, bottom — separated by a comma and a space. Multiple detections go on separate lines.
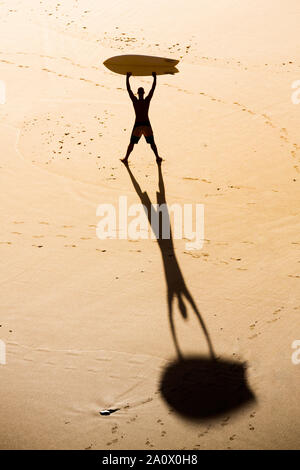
124, 163, 255, 420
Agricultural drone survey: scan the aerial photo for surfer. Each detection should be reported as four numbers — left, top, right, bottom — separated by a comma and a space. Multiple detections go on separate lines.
121, 72, 162, 165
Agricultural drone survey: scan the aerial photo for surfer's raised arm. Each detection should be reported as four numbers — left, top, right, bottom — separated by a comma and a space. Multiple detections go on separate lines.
146, 72, 157, 101
126, 72, 135, 101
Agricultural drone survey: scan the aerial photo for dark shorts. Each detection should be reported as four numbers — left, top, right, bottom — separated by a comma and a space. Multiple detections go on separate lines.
130, 121, 154, 144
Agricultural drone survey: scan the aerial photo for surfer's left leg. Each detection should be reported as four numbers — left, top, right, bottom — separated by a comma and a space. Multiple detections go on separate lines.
152, 144, 162, 164
146, 135, 162, 164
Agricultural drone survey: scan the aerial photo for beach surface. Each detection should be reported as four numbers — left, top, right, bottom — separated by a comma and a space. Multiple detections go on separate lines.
0, 0, 299, 449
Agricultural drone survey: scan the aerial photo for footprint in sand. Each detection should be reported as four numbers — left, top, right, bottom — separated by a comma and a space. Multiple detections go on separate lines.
221, 416, 230, 426
145, 439, 154, 448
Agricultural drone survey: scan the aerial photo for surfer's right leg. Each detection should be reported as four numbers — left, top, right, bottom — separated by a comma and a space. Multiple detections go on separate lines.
121, 142, 134, 163
121, 133, 140, 163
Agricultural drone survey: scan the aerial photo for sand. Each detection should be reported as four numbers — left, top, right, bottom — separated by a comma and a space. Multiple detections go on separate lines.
0, 0, 299, 449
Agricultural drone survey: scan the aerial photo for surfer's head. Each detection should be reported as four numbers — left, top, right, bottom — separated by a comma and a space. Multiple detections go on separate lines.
137, 87, 145, 98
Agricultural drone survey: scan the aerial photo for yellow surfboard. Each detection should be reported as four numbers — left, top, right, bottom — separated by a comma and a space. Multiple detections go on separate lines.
103, 54, 179, 76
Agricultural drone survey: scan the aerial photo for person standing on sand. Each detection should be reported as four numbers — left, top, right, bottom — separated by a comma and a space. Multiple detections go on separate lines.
121, 71, 162, 165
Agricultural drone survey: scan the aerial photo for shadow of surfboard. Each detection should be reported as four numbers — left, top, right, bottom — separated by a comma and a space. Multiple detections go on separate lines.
160, 356, 255, 421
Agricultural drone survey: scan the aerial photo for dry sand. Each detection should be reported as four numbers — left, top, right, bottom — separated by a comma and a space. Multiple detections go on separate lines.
0, 0, 299, 449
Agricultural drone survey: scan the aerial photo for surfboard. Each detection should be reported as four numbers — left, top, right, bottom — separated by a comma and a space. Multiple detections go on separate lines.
103, 54, 179, 76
